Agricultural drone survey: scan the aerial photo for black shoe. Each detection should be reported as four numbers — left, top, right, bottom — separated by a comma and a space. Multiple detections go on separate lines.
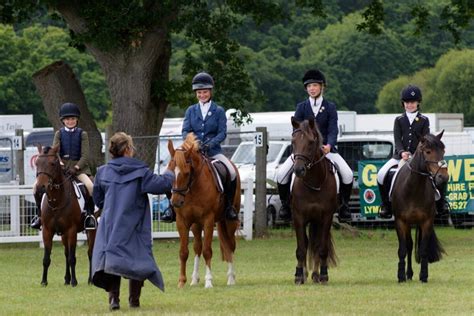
279, 204, 292, 221
378, 204, 392, 219
225, 206, 239, 221
31, 215, 42, 230
84, 215, 97, 230
109, 298, 120, 311
436, 200, 450, 217
161, 206, 175, 223
338, 204, 351, 220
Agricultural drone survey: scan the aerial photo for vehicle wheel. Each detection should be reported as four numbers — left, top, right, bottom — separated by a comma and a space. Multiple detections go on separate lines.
267, 205, 276, 228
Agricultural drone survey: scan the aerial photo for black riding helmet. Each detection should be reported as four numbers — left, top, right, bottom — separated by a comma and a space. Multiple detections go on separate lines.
192, 72, 214, 91
401, 85, 422, 103
59, 102, 81, 119
302, 69, 326, 87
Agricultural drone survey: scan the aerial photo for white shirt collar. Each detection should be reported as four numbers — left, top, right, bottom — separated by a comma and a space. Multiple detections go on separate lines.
310, 96, 323, 115
64, 126, 77, 132
406, 111, 418, 125
200, 100, 211, 118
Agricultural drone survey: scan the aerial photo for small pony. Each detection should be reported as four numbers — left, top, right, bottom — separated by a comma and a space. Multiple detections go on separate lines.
291, 117, 338, 285
168, 133, 240, 288
34, 145, 96, 286
391, 131, 448, 283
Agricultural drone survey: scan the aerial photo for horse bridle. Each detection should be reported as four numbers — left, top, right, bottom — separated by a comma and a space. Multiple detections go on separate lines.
292, 129, 326, 170
407, 147, 447, 179
292, 128, 328, 191
170, 149, 203, 197
36, 153, 73, 211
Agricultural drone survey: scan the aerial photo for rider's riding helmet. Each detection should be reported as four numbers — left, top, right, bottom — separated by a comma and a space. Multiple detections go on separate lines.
192, 72, 214, 91
302, 69, 326, 87
401, 85, 422, 104
59, 102, 81, 120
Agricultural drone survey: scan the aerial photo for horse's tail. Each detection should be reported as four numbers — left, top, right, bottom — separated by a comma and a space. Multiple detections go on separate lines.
307, 223, 337, 271
415, 226, 446, 263
217, 220, 239, 262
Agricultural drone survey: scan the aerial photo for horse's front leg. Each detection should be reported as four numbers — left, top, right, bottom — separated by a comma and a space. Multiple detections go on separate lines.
202, 217, 215, 289
176, 218, 190, 288
190, 223, 203, 286
318, 220, 332, 284
418, 224, 432, 283
294, 217, 307, 285
86, 230, 96, 284
64, 231, 78, 287
406, 231, 414, 281
41, 229, 53, 287
395, 220, 408, 282
62, 235, 71, 285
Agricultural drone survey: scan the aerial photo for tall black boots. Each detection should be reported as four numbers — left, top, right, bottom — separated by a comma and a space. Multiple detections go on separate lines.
30, 188, 44, 230
129, 279, 144, 308
84, 195, 97, 230
277, 182, 292, 221
224, 179, 239, 221
338, 182, 352, 220
160, 191, 176, 223
378, 182, 392, 219
435, 182, 450, 217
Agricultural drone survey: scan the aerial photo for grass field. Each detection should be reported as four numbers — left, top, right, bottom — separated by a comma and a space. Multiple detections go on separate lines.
0, 227, 472, 315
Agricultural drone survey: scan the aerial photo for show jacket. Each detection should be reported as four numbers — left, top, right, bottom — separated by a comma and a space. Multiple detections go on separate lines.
393, 112, 430, 159
182, 101, 227, 156
294, 98, 339, 152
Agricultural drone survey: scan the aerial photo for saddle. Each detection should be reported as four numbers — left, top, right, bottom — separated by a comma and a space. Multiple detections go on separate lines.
387, 162, 440, 201
203, 156, 229, 193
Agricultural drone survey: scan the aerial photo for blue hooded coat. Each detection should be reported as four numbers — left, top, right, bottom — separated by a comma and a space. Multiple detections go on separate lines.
92, 156, 174, 292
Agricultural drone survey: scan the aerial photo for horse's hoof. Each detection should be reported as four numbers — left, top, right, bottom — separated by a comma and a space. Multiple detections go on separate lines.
41, 282, 48, 287
205, 281, 213, 289
190, 277, 200, 286
311, 273, 320, 283
71, 282, 78, 287
227, 276, 236, 286
420, 278, 428, 283
398, 278, 406, 283
294, 278, 304, 285
178, 281, 185, 288
319, 275, 329, 284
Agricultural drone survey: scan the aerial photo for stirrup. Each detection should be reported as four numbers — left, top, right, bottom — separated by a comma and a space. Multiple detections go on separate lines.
160, 207, 175, 223
84, 215, 97, 230
31, 216, 42, 230
378, 205, 392, 219
225, 206, 239, 221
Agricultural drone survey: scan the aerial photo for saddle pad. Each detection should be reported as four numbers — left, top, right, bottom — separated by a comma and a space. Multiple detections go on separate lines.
72, 181, 86, 212
209, 160, 225, 193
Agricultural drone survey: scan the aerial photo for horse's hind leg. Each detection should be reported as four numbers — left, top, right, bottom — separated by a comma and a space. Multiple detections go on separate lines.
62, 235, 71, 285
64, 231, 78, 287
190, 224, 202, 286
318, 221, 332, 284
406, 231, 414, 280
395, 220, 408, 282
418, 223, 433, 283
202, 218, 215, 289
41, 230, 53, 286
87, 230, 96, 284
294, 218, 308, 285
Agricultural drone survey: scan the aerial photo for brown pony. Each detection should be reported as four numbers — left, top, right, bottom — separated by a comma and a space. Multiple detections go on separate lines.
168, 133, 240, 288
34, 145, 96, 286
291, 117, 338, 285
391, 131, 448, 283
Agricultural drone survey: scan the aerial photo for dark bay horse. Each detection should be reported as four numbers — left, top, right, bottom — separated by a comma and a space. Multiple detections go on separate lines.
168, 133, 240, 288
291, 117, 338, 285
35, 145, 96, 286
391, 131, 448, 283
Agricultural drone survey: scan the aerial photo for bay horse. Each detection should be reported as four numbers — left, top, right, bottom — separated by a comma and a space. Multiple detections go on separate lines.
34, 145, 96, 286
391, 131, 448, 283
168, 133, 240, 288
291, 117, 338, 285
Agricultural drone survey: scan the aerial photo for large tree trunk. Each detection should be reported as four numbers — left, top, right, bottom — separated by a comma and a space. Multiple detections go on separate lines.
57, 5, 172, 167
32, 61, 104, 171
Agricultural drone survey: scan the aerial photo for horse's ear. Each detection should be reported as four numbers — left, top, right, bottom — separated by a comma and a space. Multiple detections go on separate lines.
436, 129, 445, 140
36, 144, 42, 154
291, 116, 299, 129
168, 139, 175, 157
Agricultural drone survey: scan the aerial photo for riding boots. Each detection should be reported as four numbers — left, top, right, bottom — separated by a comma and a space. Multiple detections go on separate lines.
84, 196, 97, 230
435, 182, 450, 217
31, 189, 44, 230
224, 179, 239, 221
338, 182, 353, 220
378, 182, 392, 219
160, 191, 176, 223
277, 182, 292, 221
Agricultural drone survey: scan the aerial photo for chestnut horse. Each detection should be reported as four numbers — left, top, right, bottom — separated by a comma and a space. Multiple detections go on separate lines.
391, 132, 448, 283
168, 133, 240, 288
34, 145, 96, 286
291, 117, 338, 285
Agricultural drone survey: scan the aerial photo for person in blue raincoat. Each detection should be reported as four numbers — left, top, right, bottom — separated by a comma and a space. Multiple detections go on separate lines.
160, 71, 239, 222
92, 132, 174, 311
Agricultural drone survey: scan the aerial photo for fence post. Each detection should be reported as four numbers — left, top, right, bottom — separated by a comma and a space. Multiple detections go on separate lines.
254, 127, 267, 237
243, 177, 253, 240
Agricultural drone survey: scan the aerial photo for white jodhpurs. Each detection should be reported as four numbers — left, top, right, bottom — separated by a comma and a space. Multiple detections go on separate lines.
377, 158, 399, 185
277, 152, 353, 185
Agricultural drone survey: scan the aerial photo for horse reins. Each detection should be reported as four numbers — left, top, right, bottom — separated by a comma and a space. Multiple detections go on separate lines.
171, 148, 205, 197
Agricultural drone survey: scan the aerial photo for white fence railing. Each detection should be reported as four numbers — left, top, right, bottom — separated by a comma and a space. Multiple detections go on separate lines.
0, 180, 254, 243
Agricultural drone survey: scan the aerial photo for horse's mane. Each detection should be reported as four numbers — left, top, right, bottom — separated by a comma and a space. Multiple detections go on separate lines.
175, 133, 200, 172
299, 120, 323, 149
43, 146, 52, 154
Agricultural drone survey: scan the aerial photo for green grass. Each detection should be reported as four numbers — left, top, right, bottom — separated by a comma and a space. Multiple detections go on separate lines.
0, 227, 473, 315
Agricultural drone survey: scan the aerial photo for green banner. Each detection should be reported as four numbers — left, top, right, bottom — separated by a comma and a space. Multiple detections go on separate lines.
357, 155, 474, 218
